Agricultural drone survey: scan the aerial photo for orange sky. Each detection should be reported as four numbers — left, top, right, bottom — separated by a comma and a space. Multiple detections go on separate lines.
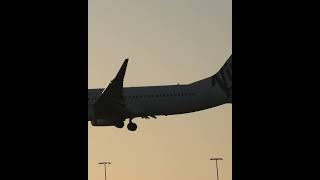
89, 0, 232, 180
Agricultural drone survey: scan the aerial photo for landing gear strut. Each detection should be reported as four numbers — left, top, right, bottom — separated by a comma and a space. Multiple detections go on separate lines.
127, 119, 137, 131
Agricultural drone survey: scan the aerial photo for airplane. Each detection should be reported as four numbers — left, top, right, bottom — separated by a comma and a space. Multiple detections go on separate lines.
88, 55, 232, 131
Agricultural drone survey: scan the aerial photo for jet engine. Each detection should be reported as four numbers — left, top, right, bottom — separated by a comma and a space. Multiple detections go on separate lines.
91, 119, 115, 126
91, 118, 125, 129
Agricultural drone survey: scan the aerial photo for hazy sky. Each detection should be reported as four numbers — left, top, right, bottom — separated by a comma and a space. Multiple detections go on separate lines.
89, 0, 232, 180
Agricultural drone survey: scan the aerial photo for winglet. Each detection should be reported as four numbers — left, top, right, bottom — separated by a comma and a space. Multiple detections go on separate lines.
100, 58, 129, 97
94, 59, 129, 119
112, 58, 129, 83
95, 58, 129, 109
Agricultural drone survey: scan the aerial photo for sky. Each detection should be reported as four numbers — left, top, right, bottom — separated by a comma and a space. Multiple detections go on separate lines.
88, 0, 232, 180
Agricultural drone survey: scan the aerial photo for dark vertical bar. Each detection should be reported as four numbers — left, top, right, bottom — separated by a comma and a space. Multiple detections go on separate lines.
216, 160, 220, 180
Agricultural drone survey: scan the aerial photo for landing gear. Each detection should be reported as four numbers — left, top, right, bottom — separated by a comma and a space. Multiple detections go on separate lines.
127, 119, 137, 131
114, 121, 124, 129
127, 123, 137, 131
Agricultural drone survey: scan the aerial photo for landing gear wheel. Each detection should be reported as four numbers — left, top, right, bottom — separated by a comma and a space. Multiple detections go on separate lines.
127, 122, 137, 131
115, 121, 124, 129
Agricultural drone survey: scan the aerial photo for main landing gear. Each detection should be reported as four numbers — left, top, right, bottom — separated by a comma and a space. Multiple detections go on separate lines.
127, 119, 137, 131
114, 118, 137, 131
114, 121, 124, 129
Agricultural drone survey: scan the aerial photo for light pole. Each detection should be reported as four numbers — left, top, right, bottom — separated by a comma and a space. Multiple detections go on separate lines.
99, 162, 111, 180
210, 158, 223, 180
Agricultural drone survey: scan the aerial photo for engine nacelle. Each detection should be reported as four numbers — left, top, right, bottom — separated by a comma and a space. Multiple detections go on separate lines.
91, 119, 115, 126
89, 104, 126, 126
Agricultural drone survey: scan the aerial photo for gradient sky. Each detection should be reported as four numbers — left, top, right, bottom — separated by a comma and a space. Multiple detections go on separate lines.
89, 0, 232, 180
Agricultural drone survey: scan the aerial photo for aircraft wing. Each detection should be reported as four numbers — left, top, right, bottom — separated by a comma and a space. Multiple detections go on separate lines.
94, 59, 128, 118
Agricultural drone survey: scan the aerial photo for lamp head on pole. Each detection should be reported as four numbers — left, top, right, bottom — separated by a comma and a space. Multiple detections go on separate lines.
99, 162, 111, 165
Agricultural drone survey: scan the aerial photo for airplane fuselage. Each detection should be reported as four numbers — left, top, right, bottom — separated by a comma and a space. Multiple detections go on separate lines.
88, 76, 230, 121
88, 55, 232, 130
